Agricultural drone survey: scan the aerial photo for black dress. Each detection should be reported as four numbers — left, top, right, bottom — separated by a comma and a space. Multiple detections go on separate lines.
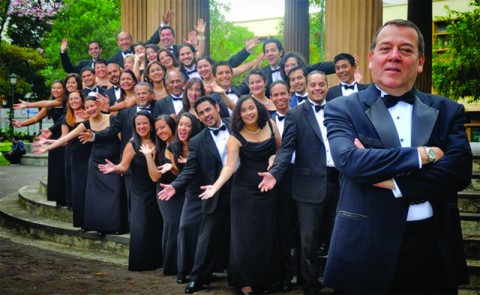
229, 123, 278, 289
84, 118, 128, 233
69, 121, 92, 228
128, 141, 163, 271
46, 107, 66, 205
157, 157, 185, 275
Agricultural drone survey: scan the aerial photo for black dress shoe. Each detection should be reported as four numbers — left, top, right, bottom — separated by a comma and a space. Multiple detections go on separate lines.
177, 273, 189, 284
185, 281, 203, 293
280, 280, 292, 292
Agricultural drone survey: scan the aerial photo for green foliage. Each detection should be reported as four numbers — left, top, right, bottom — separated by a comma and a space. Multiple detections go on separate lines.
41, 0, 120, 86
0, 41, 48, 104
7, 12, 51, 48
432, 0, 480, 101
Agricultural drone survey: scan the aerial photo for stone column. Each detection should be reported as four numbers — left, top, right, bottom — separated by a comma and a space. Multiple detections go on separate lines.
408, 0, 432, 93
121, 0, 210, 55
325, 0, 383, 85
284, 0, 310, 63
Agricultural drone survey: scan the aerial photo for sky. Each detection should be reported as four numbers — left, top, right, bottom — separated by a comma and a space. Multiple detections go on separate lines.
220, 0, 285, 22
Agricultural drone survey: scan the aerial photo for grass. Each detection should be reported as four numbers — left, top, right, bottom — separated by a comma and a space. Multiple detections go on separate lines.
0, 142, 12, 166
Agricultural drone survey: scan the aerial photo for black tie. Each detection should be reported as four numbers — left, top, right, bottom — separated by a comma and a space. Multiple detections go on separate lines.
225, 90, 234, 95
297, 95, 307, 103
314, 104, 324, 113
186, 68, 198, 75
113, 85, 119, 90
122, 50, 133, 55
138, 105, 151, 112
384, 91, 415, 108
171, 95, 183, 101
210, 124, 227, 136
277, 115, 285, 121
342, 83, 356, 90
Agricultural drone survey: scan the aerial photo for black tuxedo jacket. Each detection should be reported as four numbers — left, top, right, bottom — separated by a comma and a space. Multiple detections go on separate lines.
171, 119, 231, 214
326, 83, 368, 101
60, 51, 96, 74
81, 86, 107, 99
105, 86, 120, 106
154, 95, 230, 118
107, 27, 161, 68
269, 101, 328, 204
322, 84, 471, 293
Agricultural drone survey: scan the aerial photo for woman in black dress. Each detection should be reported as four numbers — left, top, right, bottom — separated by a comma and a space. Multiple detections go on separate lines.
139, 114, 181, 276
13, 80, 67, 206
199, 95, 282, 294
99, 111, 162, 271
35, 96, 127, 234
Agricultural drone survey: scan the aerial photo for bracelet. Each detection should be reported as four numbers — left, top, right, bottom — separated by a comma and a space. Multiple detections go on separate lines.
197, 36, 205, 41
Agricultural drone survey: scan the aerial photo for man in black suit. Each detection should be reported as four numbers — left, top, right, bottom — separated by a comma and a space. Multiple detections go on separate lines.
159, 25, 178, 58
107, 29, 160, 68
259, 71, 340, 295
104, 63, 122, 105
209, 61, 249, 111
288, 66, 308, 108
80, 67, 107, 99
326, 52, 368, 101
153, 70, 185, 116
60, 38, 102, 74
158, 96, 231, 294
322, 19, 471, 294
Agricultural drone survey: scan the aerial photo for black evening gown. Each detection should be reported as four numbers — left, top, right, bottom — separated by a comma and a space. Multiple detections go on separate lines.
128, 142, 163, 271
83, 118, 128, 233
229, 124, 278, 289
47, 107, 66, 205
157, 157, 185, 275
69, 121, 92, 228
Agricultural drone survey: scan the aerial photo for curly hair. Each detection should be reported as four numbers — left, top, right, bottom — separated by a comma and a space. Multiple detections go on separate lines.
230, 95, 270, 133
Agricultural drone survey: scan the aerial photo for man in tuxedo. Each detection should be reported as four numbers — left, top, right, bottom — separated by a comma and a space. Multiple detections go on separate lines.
80, 67, 107, 98
262, 38, 285, 91
326, 52, 368, 101
154, 70, 185, 116
105, 63, 122, 105
288, 66, 308, 108
209, 61, 249, 111
259, 71, 340, 295
322, 19, 471, 294
159, 25, 178, 57
107, 29, 160, 68
158, 96, 231, 294
60, 39, 102, 74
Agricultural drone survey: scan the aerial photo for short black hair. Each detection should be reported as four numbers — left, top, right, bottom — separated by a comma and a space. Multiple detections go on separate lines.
194, 96, 218, 113
287, 65, 307, 79
88, 40, 102, 49
334, 53, 355, 67
263, 38, 284, 56
81, 67, 95, 75
160, 25, 176, 37
213, 60, 232, 76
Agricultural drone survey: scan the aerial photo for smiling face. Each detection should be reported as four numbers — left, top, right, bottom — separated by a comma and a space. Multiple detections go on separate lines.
335, 59, 356, 84
81, 70, 96, 88
159, 51, 174, 68
68, 92, 83, 111
196, 100, 221, 128
177, 115, 192, 142
187, 82, 202, 106
155, 119, 174, 142
288, 68, 306, 94
160, 28, 175, 48
264, 42, 282, 67
120, 71, 135, 91
284, 56, 298, 76
51, 82, 65, 99
197, 59, 213, 79
248, 74, 266, 97
148, 63, 165, 83
146, 48, 158, 62
88, 42, 102, 59
178, 46, 194, 68
107, 64, 121, 84
84, 99, 99, 117
368, 24, 425, 96
214, 65, 233, 89
270, 83, 290, 113
134, 44, 145, 56
117, 32, 132, 52
166, 71, 185, 96
94, 63, 107, 79
66, 76, 79, 93
240, 98, 259, 126
134, 85, 151, 107
307, 73, 328, 104
135, 115, 151, 139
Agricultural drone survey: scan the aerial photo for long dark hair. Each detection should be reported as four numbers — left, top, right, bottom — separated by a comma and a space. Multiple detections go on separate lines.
279, 52, 307, 83
144, 61, 167, 84
154, 114, 176, 165
131, 111, 155, 151
158, 48, 181, 67
230, 95, 269, 132
47, 80, 67, 119
64, 73, 82, 94
119, 69, 138, 101
181, 78, 205, 113
168, 112, 202, 162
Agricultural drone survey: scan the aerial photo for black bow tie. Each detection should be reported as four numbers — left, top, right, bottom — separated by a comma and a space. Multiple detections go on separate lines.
122, 50, 133, 55
314, 104, 325, 113
271, 68, 280, 73
138, 105, 151, 112
383, 91, 415, 108
277, 114, 286, 121
210, 124, 227, 136
342, 83, 356, 90
113, 85, 119, 90
297, 95, 307, 103
225, 90, 234, 95
186, 68, 197, 75
171, 95, 183, 101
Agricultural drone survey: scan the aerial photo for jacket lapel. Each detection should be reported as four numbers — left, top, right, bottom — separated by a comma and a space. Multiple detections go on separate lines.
203, 128, 222, 163
304, 102, 324, 143
411, 93, 438, 147
365, 91, 401, 148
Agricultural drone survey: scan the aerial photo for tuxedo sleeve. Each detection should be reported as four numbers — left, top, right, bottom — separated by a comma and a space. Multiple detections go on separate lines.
171, 139, 199, 191
269, 111, 297, 181
60, 51, 78, 74
145, 26, 161, 45
94, 113, 121, 142
228, 47, 250, 68
307, 61, 335, 75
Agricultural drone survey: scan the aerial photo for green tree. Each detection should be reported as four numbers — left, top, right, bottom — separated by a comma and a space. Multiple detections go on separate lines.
432, 0, 480, 101
41, 0, 120, 86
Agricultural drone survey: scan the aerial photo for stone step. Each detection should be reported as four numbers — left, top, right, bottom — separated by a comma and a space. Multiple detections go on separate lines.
459, 190, 480, 213
464, 237, 480, 261
18, 184, 72, 223
462, 259, 480, 290
20, 143, 48, 166
0, 193, 130, 258
461, 212, 480, 237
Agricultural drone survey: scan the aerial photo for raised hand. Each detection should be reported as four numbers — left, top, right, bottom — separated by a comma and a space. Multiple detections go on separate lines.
162, 9, 175, 24
75, 109, 90, 120
157, 183, 176, 201
98, 159, 116, 174
245, 36, 260, 52
194, 18, 206, 36
257, 172, 277, 192
199, 185, 216, 200
79, 129, 93, 144
61, 38, 68, 52
139, 143, 155, 157
185, 30, 198, 46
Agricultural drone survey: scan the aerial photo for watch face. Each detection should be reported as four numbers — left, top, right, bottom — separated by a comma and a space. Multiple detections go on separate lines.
427, 149, 436, 161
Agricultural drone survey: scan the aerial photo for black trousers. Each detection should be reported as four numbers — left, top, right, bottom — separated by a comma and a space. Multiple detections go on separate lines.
3, 151, 23, 164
